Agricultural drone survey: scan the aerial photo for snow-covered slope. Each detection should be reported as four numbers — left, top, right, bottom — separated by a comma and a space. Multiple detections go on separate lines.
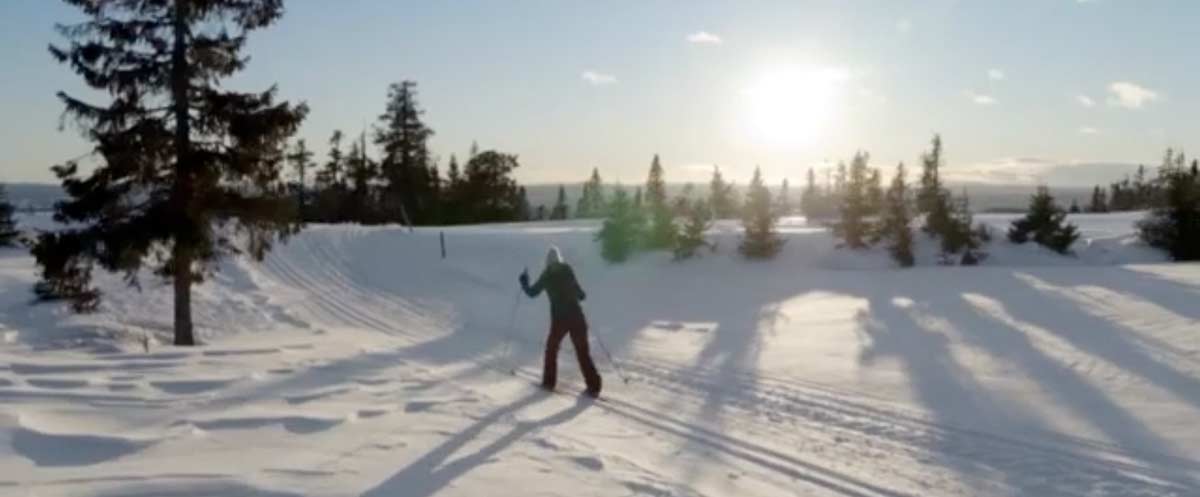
1, 213, 1198, 496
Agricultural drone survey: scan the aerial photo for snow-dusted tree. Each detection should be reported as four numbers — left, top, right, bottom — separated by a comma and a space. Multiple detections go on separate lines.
0, 184, 18, 247
709, 166, 736, 219
596, 186, 639, 262
880, 163, 914, 267
34, 0, 307, 345
739, 167, 784, 258
839, 152, 872, 249
645, 155, 676, 248
674, 197, 714, 260
1138, 151, 1200, 260
1008, 187, 1080, 255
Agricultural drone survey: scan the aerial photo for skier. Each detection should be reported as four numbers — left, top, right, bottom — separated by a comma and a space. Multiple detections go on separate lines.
519, 247, 602, 397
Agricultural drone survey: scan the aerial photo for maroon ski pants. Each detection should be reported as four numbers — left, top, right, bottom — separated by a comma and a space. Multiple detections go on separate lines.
543, 314, 602, 395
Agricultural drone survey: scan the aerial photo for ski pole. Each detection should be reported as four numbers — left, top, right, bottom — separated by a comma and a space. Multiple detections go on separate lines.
593, 329, 631, 384
501, 280, 523, 374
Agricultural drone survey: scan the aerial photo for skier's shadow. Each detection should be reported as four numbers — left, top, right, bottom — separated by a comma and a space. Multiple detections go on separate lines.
358, 392, 588, 497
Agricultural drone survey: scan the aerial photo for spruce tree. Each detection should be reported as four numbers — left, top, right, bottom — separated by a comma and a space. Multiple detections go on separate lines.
880, 163, 914, 267
776, 179, 792, 216
917, 134, 944, 215
645, 155, 675, 248
709, 166, 735, 219
459, 150, 523, 223
866, 169, 884, 216
287, 139, 314, 222
672, 182, 694, 217
0, 184, 18, 247
313, 130, 347, 222
34, 0, 307, 345
517, 187, 532, 221
1137, 152, 1200, 260
576, 167, 605, 218
943, 191, 984, 264
674, 197, 713, 260
596, 186, 639, 262
551, 185, 569, 220
375, 81, 434, 224
345, 132, 378, 223
739, 167, 784, 258
839, 152, 872, 249
801, 167, 822, 220
443, 154, 462, 224
1088, 185, 1107, 213
1069, 199, 1081, 214
1008, 187, 1080, 254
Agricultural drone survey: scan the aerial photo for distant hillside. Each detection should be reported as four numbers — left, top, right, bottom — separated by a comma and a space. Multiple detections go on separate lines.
1, 183, 65, 211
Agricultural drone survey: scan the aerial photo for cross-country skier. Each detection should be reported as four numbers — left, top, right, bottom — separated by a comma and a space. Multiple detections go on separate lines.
519, 247, 602, 397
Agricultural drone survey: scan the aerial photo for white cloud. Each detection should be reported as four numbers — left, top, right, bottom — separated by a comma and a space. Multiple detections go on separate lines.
943, 158, 1141, 186
686, 31, 722, 45
966, 91, 996, 105
896, 18, 913, 34
581, 70, 617, 86
1107, 81, 1160, 109
1075, 94, 1096, 108
1079, 126, 1099, 135
988, 69, 1005, 81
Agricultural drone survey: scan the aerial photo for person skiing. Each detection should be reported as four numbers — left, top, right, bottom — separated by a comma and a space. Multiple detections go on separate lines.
519, 247, 602, 397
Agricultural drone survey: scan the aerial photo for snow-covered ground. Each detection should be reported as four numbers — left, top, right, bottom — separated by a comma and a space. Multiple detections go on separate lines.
1, 212, 1198, 496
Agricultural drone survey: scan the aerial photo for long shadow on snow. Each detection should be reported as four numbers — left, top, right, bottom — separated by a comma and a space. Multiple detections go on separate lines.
359, 391, 587, 497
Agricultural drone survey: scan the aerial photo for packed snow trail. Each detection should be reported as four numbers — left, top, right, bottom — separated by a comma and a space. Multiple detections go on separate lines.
1, 212, 1199, 496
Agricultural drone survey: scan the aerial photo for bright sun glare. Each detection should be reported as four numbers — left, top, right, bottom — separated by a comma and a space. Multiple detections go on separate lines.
742, 66, 846, 148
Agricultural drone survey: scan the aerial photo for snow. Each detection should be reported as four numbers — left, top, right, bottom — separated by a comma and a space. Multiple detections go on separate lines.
1, 212, 1198, 496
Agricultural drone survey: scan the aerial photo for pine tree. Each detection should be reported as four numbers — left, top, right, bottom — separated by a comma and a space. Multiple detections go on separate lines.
345, 132, 378, 223
866, 169, 884, 216
880, 163, 914, 267
776, 179, 792, 216
576, 167, 605, 218
1137, 151, 1200, 260
739, 167, 784, 258
672, 182, 694, 217
917, 134, 944, 214
1008, 187, 1080, 254
313, 130, 347, 222
459, 150, 522, 223
596, 186, 639, 262
287, 139, 315, 222
1088, 185, 1107, 213
517, 186, 532, 221
0, 184, 18, 247
33, 0, 307, 345
551, 185, 569, 220
839, 152, 872, 248
443, 154, 462, 224
801, 167, 822, 220
834, 161, 848, 198
709, 166, 735, 219
943, 191, 984, 264
645, 155, 675, 248
674, 197, 713, 260
375, 81, 435, 224
1069, 199, 1081, 214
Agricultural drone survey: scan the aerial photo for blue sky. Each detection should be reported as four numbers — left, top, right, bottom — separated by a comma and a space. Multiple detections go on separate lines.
2, 0, 1197, 186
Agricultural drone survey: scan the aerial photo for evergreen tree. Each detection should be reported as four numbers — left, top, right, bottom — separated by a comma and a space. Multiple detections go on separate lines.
674, 197, 713, 260
834, 161, 848, 198
739, 167, 784, 258
866, 169, 884, 216
672, 182, 694, 217
645, 155, 675, 248
0, 184, 18, 247
839, 152, 872, 248
800, 167, 823, 220
459, 150, 522, 223
942, 191, 984, 264
596, 186, 639, 262
1088, 185, 1108, 213
313, 130, 347, 222
443, 154, 462, 224
551, 185, 569, 220
576, 167, 605, 218
374, 81, 435, 224
776, 179, 792, 216
34, 0, 307, 345
709, 166, 735, 219
517, 186, 532, 221
917, 134, 944, 214
1069, 199, 1081, 214
1137, 151, 1200, 260
345, 132, 378, 223
1008, 187, 1080, 254
535, 205, 547, 221
287, 139, 315, 221
880, 163, 914, 267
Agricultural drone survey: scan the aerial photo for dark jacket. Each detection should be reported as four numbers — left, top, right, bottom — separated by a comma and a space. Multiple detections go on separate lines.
521, 263, 586, 321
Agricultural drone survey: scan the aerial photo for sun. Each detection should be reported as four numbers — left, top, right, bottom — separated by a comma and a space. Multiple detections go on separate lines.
741, 66, 846, 148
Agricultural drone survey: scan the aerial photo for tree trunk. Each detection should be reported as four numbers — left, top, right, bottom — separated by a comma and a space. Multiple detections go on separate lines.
171, 2, 195, 346
173, 246, 195, 345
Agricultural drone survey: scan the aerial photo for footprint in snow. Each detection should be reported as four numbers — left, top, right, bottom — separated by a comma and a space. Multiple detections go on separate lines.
149, 379, 235, 395
27, 379, 88, 390
569, 456, 604, 471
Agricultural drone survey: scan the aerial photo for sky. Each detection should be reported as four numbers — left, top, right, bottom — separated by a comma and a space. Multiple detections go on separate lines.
2, 0, 1198, 188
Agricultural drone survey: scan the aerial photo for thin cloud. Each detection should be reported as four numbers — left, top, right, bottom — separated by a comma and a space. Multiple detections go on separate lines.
895, 18, 913, 34
581, 70, 617, 86
686, 31, 722, 45
966, 91, 996, 105
944, 158, 1141, 186
1079, 126, 1099, 135
988, 69, 1005, 81
1075, 94, 1096, 108
1107, 81, 1159, 109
